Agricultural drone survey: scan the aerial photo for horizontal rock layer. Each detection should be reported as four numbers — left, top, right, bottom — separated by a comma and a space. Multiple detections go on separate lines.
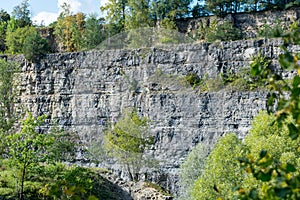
10, 38, 296, 194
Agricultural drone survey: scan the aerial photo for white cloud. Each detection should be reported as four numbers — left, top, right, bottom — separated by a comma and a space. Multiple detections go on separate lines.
32, 12, 58, 26
33, 0, 104, 26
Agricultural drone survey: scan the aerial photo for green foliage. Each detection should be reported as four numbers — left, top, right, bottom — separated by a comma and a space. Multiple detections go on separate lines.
250, 24, 300, 139
125, 0, 153, 30
235, 14, 300, 200
54, 4, 86, 52
82, 15, 106, 50
104, 108, 154, 181
206, 21, 242, 42
0, 59, 18, 131
0, 113, 81, 200
22, 28, 50, 62
0, 161, 114, 200
178, 143, 211, 200
0, 9, 10, 52
192, 133, 246, 200
194, 19, 217, 41
185, 73, 201, 89
39, 166, 97, 200
5, 25, 40, 54
101, 0, 128, 31
191, 3, 209, 18
187, 111, 300, 200
12, 0, 31, 28
258, 20, 286, 38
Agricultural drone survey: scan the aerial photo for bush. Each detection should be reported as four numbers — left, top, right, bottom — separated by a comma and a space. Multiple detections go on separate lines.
207, 21, 242, 42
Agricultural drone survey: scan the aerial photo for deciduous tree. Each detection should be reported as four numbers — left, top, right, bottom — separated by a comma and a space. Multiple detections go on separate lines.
104, 108, 154, 181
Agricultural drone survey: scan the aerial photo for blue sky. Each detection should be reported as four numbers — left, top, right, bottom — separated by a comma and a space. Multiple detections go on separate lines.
0, 0, 108, 26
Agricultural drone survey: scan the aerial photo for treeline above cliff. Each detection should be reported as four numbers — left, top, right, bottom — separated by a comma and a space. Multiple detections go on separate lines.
0, 0, 299, 58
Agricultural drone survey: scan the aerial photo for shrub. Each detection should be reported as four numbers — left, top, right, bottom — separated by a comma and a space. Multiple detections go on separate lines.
207, 21, 242, 42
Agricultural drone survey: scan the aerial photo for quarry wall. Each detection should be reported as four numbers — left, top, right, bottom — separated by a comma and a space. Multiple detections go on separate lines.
10, 38, 296, 194
178, 7, 300, 39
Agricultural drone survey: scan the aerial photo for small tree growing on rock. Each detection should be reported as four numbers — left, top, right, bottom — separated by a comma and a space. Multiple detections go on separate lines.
104, 108, 154, 181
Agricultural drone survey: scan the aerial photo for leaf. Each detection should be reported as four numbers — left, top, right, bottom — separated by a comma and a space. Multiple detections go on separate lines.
248, 188, 258, 199
256, 171, 272, 182
274, 187, 291, 198
292, 76, 300, 87
285, 163, 296, 173
287, 123, 299, 140
87, 195, 99, 200
279, 52, 294, 70
259, 150, 267, 158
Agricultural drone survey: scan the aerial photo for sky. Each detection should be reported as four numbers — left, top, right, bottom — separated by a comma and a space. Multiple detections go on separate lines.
0, 0, 109, 26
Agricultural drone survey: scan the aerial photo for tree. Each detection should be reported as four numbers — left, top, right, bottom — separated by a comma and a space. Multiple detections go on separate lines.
125, 0, 153, 30
103, 108, 154, 181
4, 114, 53, 200
6, 25, 36, 54
178, 142, 212, 200
0, 59, 18, 132
54, 3, 86, 52
191, 2, 209, 18
2, 113, 81, 200
188, 111, 300, 199
206, 20, 242, 42
101, 0, 128, 32
82, 14, 106, 50
191, 133, 246, 200
12, 0, 31, 28
206, 0, 232, 17
0, 9, 10, 52
236, 16, 300, 200
22, 28, 50, 62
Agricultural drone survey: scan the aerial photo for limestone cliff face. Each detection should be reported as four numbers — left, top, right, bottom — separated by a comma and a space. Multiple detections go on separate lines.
11, 38, 293, 194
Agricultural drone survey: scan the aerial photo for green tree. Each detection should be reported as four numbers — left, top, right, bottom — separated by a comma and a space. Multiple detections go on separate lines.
191, 133, 246, 200
191, 2, 209, 18
6, 25, 37, 54
104, 108, 154, 181
206, 0, 233, 16
236, 15, 300, 200
82, 14, 106, 50
12, 0, 31, 28
54, 3, 86, 52
39, 165, 98, 200
125, 0, 153, 30
206, 20, 242, 42
22, 28, 50, 62
2, 113, 80, 200
178, 142, 212, 200
0, 9, 10, 52
101, 0, 128, 32
4, 114, 52, 200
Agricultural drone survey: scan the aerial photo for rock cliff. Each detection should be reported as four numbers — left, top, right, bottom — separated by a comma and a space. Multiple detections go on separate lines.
10, 38, 296, 195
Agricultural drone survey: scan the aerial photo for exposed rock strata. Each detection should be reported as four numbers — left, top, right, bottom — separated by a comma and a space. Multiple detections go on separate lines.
9, 38, 297, 194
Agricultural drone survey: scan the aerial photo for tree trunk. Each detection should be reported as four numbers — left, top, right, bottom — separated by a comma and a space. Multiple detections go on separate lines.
19, 163, 27, 200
